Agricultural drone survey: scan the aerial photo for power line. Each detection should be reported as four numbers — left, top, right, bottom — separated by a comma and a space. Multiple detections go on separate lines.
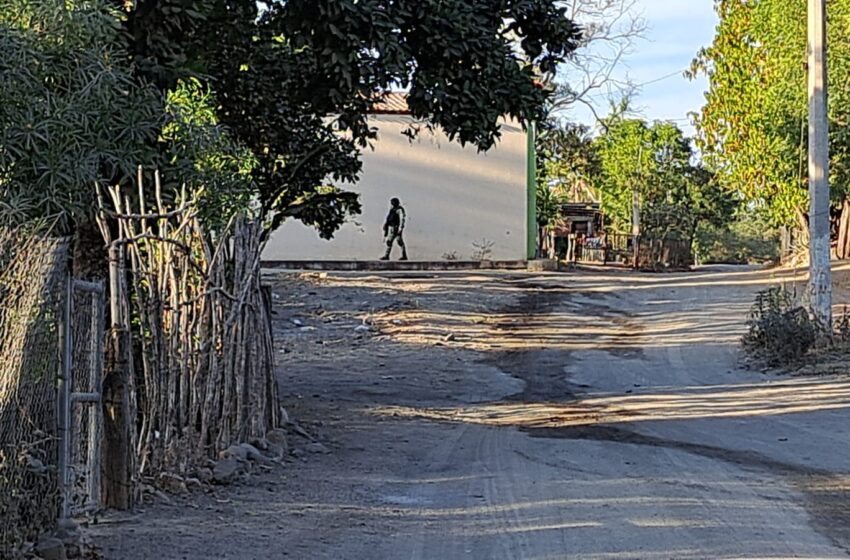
580, 68, 690, 101
638, 68, 689, 87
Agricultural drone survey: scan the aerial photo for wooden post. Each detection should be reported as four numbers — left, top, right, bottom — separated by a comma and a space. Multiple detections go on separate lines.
807, 0, 832, 327
102, 244, 133, 509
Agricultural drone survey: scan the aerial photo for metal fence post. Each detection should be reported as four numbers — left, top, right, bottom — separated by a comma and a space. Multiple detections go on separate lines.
89, 286, 103, 509
57, 271, 73, 526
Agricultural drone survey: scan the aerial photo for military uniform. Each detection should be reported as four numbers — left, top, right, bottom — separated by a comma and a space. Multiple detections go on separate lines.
382, 203, 408, 260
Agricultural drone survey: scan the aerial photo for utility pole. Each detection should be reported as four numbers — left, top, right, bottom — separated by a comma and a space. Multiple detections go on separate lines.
808, 0, 832, 327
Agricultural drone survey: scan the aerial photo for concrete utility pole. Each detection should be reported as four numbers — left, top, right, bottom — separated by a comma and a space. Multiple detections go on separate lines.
808, 0, 832, 327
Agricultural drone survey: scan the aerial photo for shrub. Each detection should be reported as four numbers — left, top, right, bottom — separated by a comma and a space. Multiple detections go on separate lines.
694, 218, 780, 265
742, 287, 817, 365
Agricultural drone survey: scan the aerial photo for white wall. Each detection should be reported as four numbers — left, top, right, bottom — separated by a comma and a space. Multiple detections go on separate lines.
263, 115, 528, 262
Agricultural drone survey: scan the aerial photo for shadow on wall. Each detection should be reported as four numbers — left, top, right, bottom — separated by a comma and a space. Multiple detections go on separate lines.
264, 117, 528, 261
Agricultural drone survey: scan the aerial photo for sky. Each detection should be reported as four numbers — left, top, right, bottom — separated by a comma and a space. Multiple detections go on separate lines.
568, 0, 719, 137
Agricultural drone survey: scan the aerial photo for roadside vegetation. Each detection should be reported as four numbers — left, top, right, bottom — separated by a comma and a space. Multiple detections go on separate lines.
694, 215, 781, 265
536, 114, 742, 259
0, 0, 585, 549
692, 0, 850, 259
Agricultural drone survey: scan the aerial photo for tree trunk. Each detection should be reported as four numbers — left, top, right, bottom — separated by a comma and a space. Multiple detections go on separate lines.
73, 218, 134, 508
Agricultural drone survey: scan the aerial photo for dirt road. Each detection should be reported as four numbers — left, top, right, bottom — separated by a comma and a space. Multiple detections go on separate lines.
94, 265, 850, 559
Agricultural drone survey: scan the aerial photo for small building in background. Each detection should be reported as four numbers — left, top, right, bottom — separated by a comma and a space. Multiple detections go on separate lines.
555, 202, 604, 237
263, 93, 534, 263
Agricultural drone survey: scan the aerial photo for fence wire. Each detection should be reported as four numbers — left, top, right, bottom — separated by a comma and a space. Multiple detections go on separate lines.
0, 229, 69, 556
68, 281, 104, 516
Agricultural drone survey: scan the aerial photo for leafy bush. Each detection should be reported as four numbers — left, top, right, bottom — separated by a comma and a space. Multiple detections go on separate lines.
742, 287, 817, 365
0, 0, 163, 232
694, 217, 781, 265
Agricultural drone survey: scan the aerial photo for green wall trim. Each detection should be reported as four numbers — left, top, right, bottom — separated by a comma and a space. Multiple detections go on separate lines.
526, 122, 537, 260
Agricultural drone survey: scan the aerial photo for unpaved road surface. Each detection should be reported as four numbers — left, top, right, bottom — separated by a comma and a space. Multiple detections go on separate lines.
94, 265, 850, 559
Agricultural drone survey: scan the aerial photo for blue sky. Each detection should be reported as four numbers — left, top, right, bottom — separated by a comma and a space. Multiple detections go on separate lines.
569, 1, 718, 136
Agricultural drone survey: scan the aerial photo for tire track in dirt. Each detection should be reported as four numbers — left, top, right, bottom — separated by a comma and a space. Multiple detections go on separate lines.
481, 280, 644, 403
524, 423, 850, 553
478, 278, 850, 554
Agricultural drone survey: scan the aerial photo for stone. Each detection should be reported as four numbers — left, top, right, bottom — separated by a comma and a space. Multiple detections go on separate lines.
184, 477, 204, 491
238, 443, 265, 463
304, 442, 331, 455
219, 444, 249, 462
267, 428, 288, 447
197, 467, 213, 483
527, 258, 558, 272
35, 537, 66, 560
157, 472, 188, 494
212, 457, 245, 484
266, 429, 289, 459
250, 437, 270, 451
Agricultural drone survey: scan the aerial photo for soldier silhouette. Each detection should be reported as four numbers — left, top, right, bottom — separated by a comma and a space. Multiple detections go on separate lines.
381, 198, 408, 261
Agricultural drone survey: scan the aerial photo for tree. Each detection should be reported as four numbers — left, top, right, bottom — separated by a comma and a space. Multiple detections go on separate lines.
535, 120, 599, 255
594, 117, 733, 244
537, 121, 600, 206
118, 0, 584, 238
691, 0, 850, 250
549, 0, 647, 122
0, 0, 162, 232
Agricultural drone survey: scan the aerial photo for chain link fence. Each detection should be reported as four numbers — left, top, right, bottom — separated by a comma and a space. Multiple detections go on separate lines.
0, 228, 105, 557
67, 280, 104, 517
0, 229, 68, 556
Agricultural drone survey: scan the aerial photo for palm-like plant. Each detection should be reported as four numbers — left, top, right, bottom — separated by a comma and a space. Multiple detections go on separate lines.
0, 0, 162, 233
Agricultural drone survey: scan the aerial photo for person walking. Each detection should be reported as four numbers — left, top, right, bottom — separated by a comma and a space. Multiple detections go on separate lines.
381, 197, 408, 261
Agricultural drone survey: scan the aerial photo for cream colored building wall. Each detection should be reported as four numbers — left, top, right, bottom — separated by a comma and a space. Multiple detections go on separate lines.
263, 115, 528, 262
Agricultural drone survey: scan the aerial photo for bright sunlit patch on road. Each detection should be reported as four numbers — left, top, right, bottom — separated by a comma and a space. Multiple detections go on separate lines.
374, 377, 850, 428
627, 517, 722, 528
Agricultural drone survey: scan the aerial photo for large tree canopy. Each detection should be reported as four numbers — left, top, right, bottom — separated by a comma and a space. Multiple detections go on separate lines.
1, 0, 582, 238
535, 121, 599, 229
121, 0, 583, 236
691, 0, 850, 228
593, 118, 732, 242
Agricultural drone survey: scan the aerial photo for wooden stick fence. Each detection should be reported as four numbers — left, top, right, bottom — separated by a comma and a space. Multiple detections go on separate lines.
97, 172, 279, 493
